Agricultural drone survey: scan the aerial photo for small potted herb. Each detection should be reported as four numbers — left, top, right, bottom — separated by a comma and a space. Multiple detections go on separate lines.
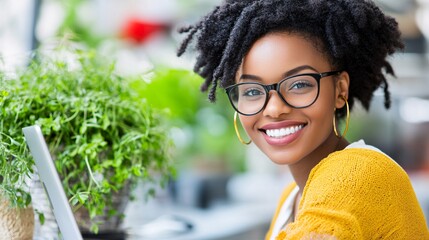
0, 47, 174, 236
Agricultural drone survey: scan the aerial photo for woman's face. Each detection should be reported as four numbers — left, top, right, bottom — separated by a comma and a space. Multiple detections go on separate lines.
237, 33, 349, 165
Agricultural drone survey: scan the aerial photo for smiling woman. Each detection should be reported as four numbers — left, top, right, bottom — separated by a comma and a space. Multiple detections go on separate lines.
177, 0, 429, 239
236, 33, 348, 167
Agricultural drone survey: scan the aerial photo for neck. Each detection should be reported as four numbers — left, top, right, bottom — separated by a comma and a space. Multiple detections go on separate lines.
288, 133, 349, 193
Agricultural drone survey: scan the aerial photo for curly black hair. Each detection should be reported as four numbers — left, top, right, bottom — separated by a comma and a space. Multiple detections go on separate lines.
177, 0, 403, 118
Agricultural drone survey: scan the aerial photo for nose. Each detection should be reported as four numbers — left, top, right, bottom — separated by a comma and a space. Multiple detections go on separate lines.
262, 91, 293, 118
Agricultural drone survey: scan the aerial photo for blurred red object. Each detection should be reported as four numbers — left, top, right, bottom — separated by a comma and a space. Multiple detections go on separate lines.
122, 18, 166, 44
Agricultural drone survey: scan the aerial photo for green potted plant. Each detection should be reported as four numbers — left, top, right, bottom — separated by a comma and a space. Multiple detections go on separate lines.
0, 47, 174, 236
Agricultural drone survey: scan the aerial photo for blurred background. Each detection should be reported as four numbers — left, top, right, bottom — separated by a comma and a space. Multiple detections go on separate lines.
1, 0, 428, 239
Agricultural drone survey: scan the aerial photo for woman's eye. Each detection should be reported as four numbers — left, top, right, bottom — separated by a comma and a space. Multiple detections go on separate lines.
243, 88, 264, 96
289, 81, 314, 90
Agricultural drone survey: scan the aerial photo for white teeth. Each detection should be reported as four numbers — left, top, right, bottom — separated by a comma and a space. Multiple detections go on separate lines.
266, 125, 303, 138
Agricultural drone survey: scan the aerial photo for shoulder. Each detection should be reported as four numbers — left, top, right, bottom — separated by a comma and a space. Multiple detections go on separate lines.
301, 144, 419, 216
303, 145, 414, 203
295, 143, 429, 239
310, 146, 408, 186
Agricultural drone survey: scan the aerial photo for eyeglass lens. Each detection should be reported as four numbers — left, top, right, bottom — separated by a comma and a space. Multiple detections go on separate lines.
228, 74, 319, 115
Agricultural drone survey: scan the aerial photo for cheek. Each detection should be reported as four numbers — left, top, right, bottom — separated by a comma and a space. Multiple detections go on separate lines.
308, 88, 336, 132
239, 115, 257, 136
310, 105, 334, 132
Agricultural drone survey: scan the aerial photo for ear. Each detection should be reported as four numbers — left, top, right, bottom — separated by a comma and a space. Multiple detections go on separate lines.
334, 71, 350, 109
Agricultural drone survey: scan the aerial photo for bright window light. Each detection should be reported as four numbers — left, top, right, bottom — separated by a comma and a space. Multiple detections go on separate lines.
400, 97, 429, 123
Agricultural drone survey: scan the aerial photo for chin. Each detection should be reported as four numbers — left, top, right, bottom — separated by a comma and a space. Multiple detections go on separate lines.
263, 149, 301, 165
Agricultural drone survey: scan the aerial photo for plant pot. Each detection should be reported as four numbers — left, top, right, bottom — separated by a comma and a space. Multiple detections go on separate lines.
0, 198, 34, 240
30, 171, 131, 239
74, 182, 131, 237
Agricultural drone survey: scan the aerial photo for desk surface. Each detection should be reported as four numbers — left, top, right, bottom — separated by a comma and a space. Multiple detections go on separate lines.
122, 199, 273, 240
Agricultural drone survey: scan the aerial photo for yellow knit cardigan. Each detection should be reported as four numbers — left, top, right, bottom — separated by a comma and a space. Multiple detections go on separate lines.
265, 148, 429, 240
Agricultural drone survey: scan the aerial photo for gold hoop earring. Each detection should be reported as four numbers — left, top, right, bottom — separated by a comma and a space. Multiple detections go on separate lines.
234, 112, 252, 145
333, 96, 350, 138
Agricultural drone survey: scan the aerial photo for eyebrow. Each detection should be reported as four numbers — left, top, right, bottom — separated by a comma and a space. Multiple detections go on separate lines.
239, 65, 319, 82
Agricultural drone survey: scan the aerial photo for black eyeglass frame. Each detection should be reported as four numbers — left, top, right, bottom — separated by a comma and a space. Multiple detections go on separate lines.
225, 70, 342, 116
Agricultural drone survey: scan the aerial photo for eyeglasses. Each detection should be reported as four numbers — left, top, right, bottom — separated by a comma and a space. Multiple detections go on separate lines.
225, 71, 342, 116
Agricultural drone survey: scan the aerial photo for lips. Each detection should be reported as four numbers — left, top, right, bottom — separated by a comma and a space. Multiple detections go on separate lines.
259, 121, 306, 145
265, 125, 304, 138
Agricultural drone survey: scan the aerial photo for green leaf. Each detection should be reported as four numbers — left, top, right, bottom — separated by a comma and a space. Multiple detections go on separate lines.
90, 223, 99, 234
38, 212, 45, 225
76, 192, 89, 204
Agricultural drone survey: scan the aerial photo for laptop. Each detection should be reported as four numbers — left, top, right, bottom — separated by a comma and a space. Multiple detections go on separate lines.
22, 125, 83, 240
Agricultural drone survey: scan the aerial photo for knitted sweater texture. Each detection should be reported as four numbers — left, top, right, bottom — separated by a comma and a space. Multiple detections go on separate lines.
266, 148, 429, 239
